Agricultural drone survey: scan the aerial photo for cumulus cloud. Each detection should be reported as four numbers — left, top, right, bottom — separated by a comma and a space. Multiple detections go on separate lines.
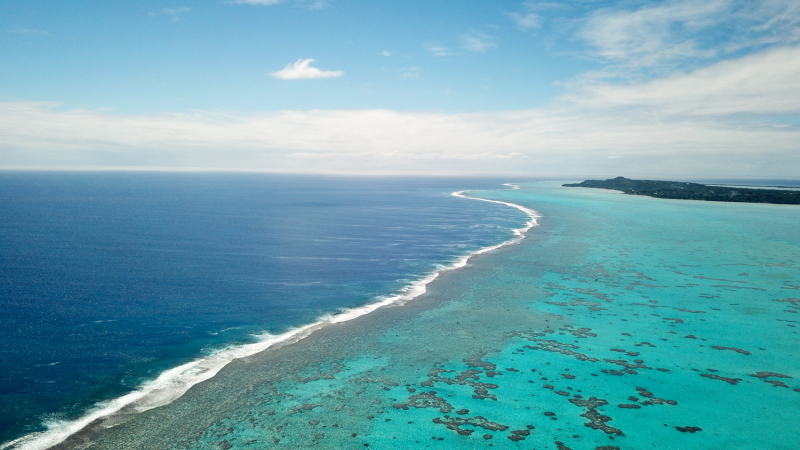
270, 59, 343, 80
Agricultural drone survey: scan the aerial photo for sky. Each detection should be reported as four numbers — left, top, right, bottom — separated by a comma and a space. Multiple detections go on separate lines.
1, 0, 799, 178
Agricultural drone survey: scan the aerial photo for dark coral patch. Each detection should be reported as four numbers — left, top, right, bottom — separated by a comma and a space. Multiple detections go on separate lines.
463, 353, 496, 371
700, 373, 741, 385
569, 397, 623, 436
508, 428, 531, 441
674, 307, 705, 313
607, 359, 650, 370
750, 372, 791, 379
711, 346, 751, 355
636, 387, 677, 406
423, 367, 499, 400
432, 415, 508, 436
393, 391, 452, 413
524, 341, 600, 362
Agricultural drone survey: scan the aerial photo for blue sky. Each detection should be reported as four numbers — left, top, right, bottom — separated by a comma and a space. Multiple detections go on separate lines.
1, 0, 596, 112
1, 0, 799, 177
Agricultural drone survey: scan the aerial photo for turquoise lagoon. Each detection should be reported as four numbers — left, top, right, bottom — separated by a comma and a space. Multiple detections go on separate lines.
56, 182, 800, 450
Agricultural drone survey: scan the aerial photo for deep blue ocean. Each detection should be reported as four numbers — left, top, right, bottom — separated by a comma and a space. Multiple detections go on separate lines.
0, 173, 528, 445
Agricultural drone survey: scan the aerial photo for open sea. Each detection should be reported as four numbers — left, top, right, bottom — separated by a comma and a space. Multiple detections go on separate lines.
0, 173, 529, 448
2, 176, 800, 449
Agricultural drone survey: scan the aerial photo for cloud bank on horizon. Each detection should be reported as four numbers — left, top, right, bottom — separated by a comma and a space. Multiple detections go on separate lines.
1, 0, 799, 178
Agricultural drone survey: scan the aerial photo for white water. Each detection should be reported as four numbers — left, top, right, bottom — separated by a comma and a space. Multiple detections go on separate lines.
3, 186, 539, 450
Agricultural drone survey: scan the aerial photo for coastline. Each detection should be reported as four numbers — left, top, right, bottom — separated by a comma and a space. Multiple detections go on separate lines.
4, 187, 540, 450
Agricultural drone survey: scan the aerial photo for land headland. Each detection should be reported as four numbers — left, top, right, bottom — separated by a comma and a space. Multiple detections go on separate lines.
564, 176, 800, 204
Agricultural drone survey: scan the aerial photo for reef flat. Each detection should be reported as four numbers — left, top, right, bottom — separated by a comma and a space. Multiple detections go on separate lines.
51, 182, 800, 450
564, 176, 800, 204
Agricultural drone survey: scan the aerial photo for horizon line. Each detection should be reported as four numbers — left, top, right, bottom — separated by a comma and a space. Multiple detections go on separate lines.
0, 167, 798, 184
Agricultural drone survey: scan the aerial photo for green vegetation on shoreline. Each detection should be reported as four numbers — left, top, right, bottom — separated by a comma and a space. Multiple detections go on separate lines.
564, 177, 800, 205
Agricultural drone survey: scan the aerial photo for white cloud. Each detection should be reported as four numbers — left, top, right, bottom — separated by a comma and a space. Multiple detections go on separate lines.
305, 0, 330, 9
151, 7, 191, 22
401, 66, 421, 79
234, 0, 283, 5
233, 0, 330, 8
508, 2, 567, 32
577, 0, 800, 70
270, 59, 343, 80
3, 45, 800, 177
1, 100, 796, 177
508, 12, 541, 30
382, 51, 391, 57
460, 31, 496, 52
579, 0, 725, 67
427, 45, 451, 57
571, 45, 800, 116
2, 43, 799, 178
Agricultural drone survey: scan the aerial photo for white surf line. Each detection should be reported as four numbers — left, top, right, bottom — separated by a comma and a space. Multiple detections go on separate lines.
3, 185, 539, 450
452, 188, 540, 242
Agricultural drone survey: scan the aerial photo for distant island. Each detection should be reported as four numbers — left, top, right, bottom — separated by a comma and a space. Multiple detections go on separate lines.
563, 177, 800, 205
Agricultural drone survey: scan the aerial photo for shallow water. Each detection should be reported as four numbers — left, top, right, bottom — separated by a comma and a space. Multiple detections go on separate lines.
37, 181, 800, 449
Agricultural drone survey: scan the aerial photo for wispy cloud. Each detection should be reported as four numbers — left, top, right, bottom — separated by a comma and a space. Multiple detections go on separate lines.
507, 1, 566, 31
570, 45, 800, 117
400, 66, 421, 79
578, 0, 724, 68
151, 7, 191, 23
508, 12, 541, 30
270, 59, 343, 80
427, 45, 451, 57
234, 0, 283, 4
381, 51, 391, 57
576, 0, 800, 73
460, 31, 496, 52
